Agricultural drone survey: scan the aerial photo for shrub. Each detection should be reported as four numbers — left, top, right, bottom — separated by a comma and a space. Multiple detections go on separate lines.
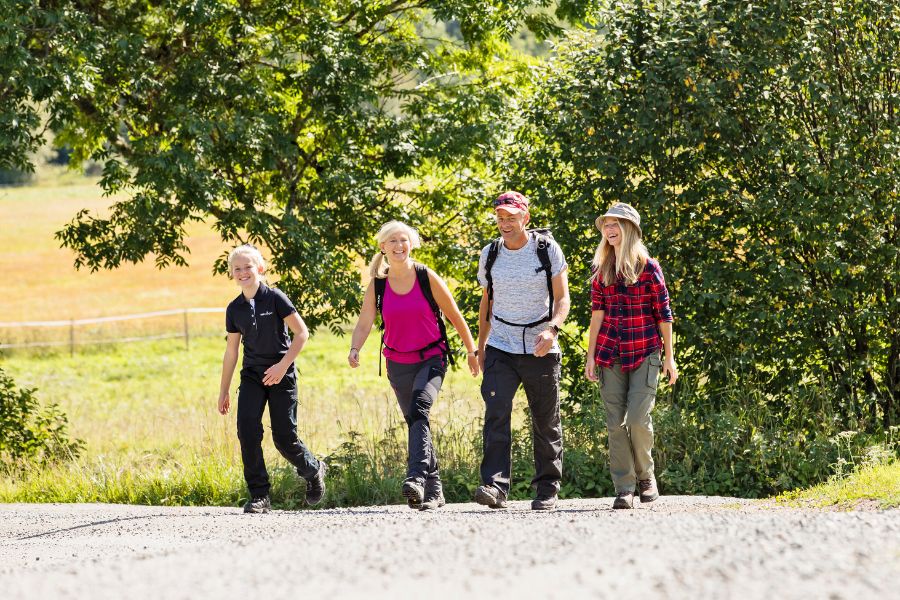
0, 367, 83, 470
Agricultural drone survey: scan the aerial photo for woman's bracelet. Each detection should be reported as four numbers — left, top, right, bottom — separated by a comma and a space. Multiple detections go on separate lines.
350, 347, 359, 353
467, 350, 478, 357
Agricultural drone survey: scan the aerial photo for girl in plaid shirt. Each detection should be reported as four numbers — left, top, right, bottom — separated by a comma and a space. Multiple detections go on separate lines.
585, 203, 678, 509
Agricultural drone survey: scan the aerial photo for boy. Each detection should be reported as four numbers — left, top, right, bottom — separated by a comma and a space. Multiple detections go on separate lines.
218, 244, 326, 513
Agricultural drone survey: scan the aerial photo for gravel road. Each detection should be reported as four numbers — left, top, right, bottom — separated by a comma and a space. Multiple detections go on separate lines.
2, 497, 897, 599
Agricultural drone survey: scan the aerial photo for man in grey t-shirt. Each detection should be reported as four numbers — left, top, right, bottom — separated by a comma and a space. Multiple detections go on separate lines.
474, 191, 570, 511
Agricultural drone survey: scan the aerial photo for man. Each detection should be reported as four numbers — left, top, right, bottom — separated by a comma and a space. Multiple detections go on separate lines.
475, 191, 570, 510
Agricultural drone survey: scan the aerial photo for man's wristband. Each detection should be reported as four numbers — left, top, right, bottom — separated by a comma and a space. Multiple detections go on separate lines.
548, 324, 560, 336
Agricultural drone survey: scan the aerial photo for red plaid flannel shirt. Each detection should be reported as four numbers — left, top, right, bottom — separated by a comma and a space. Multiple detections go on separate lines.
591, 258, 673, 372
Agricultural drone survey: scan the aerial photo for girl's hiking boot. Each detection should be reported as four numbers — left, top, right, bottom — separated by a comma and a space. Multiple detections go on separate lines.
474, 485, 508, 509
402, 480, 425, 508
638, 477, 659, 503
612, 490, 634, 509
420, 481, 446, 510
243, 495, 271, 514
305, 461, 328, 506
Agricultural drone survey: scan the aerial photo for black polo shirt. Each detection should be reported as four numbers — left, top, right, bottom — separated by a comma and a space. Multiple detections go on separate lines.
225, 283, 297, 368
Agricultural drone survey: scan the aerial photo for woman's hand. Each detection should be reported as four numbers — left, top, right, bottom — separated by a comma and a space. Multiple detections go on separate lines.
663, 356, 678, 384
585, 355, 599, 382
348, 347, 360, 368
466, 352, 480, 377
218, 392, 230, 415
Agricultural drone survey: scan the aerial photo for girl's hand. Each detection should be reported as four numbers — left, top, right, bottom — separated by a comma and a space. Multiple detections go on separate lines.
466, 352, 480, 377
218, 392, 230, 415
585, 356, 599, 382
263, 362, 289, 386
663, 356, 678, 384
348, 347, 360, 368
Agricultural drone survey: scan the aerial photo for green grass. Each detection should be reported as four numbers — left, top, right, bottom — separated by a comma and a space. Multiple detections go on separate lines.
776, 461, 900, 510
0, 331, 526, 507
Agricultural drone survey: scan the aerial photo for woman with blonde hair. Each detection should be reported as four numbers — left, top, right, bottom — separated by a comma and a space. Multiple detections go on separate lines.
348, 221, 479, 510
585, 203, 678, 509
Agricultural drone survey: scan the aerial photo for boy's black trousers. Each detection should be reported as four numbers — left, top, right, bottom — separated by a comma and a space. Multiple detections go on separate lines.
236, 365, 319, 498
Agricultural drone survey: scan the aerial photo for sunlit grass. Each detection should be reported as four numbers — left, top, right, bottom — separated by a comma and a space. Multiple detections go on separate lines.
776, 461, 900, 510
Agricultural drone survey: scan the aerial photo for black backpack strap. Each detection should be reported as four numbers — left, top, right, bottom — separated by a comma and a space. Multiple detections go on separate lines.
533, 232, 554, 321
374, 277, 387, 376
414, 263, 455, 367
484, 240, 501, 318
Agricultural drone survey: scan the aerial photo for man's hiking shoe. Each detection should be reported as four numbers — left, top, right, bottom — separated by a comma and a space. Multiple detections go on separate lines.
305, 461, 327, 506
402, 480, 425, 508
420, 480, 445, 510
243, 495, 271, 514
612, 490, 634, 510
638, 477, 659, 503
474, 485, 508, 509
531, 491, 558, 511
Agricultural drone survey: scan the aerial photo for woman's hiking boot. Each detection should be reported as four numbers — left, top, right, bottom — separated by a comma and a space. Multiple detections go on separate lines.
638, 477, 659, 503
612, 490, 634, 509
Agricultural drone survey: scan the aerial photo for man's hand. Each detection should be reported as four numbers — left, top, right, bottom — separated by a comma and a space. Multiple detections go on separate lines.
533, 329, 556, 357
218, 392, 230, 415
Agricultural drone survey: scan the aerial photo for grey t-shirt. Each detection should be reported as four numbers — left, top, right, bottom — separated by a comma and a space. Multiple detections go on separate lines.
477, 234, 567, 355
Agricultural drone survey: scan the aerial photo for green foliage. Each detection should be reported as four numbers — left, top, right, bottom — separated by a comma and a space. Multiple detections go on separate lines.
0, 366, 82, 470
4, 0, 590, 334
508, 0, 900, 433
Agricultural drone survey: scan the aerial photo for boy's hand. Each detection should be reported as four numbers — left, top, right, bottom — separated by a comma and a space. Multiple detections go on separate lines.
218, 392, 230, 415
263, 362, 289, 386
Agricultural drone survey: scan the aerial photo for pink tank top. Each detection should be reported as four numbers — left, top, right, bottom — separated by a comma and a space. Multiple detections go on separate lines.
382, 275, 445, 364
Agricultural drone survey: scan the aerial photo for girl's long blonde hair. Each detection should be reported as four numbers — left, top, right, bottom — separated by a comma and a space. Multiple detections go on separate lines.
368, 221, 422, 279
591, 218, 649, 286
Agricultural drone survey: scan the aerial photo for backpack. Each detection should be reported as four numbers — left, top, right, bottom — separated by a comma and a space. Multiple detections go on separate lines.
373, 262, 455, 376
484, 229, 555, 350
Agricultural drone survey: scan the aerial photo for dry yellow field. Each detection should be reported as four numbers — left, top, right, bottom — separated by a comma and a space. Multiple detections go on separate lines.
0, 182, 234, 322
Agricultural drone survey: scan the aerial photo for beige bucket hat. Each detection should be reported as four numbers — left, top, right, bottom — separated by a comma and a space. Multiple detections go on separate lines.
595, 202, 642, 238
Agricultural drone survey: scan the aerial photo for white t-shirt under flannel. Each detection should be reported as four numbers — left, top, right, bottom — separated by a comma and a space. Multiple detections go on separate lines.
477, 235, 567, 355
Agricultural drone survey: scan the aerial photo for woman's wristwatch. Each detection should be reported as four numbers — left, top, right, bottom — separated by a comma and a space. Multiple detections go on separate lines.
549, 324, 560, 336
467, 350, 479, 357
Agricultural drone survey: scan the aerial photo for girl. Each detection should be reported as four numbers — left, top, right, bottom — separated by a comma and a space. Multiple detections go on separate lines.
348, 221, 479, 510
585, 203, 677, 509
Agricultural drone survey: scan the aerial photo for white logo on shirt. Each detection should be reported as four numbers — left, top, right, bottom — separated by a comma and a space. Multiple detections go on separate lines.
259, 311, 274, 317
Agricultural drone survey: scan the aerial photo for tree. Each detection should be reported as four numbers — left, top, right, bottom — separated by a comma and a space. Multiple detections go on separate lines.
508, 0, 899, 429
5, 0, 586, 331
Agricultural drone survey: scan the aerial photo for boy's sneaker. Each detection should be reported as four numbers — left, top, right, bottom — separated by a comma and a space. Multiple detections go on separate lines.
474, 485, 508, 509
531, 491, 558, 511
420, 480, 445, 510
638, 477, 659, 503
612, 490, 634, 510
305, 461, 327, 506
243, 495, 271, 514
402, 480, 425, 509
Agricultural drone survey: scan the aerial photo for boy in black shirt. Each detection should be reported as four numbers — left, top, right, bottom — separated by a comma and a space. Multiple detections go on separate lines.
218, 244, 326, 513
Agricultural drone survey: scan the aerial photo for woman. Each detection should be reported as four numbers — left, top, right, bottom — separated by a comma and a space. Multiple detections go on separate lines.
585, 203, 677, 509
348, 221, 479, 510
